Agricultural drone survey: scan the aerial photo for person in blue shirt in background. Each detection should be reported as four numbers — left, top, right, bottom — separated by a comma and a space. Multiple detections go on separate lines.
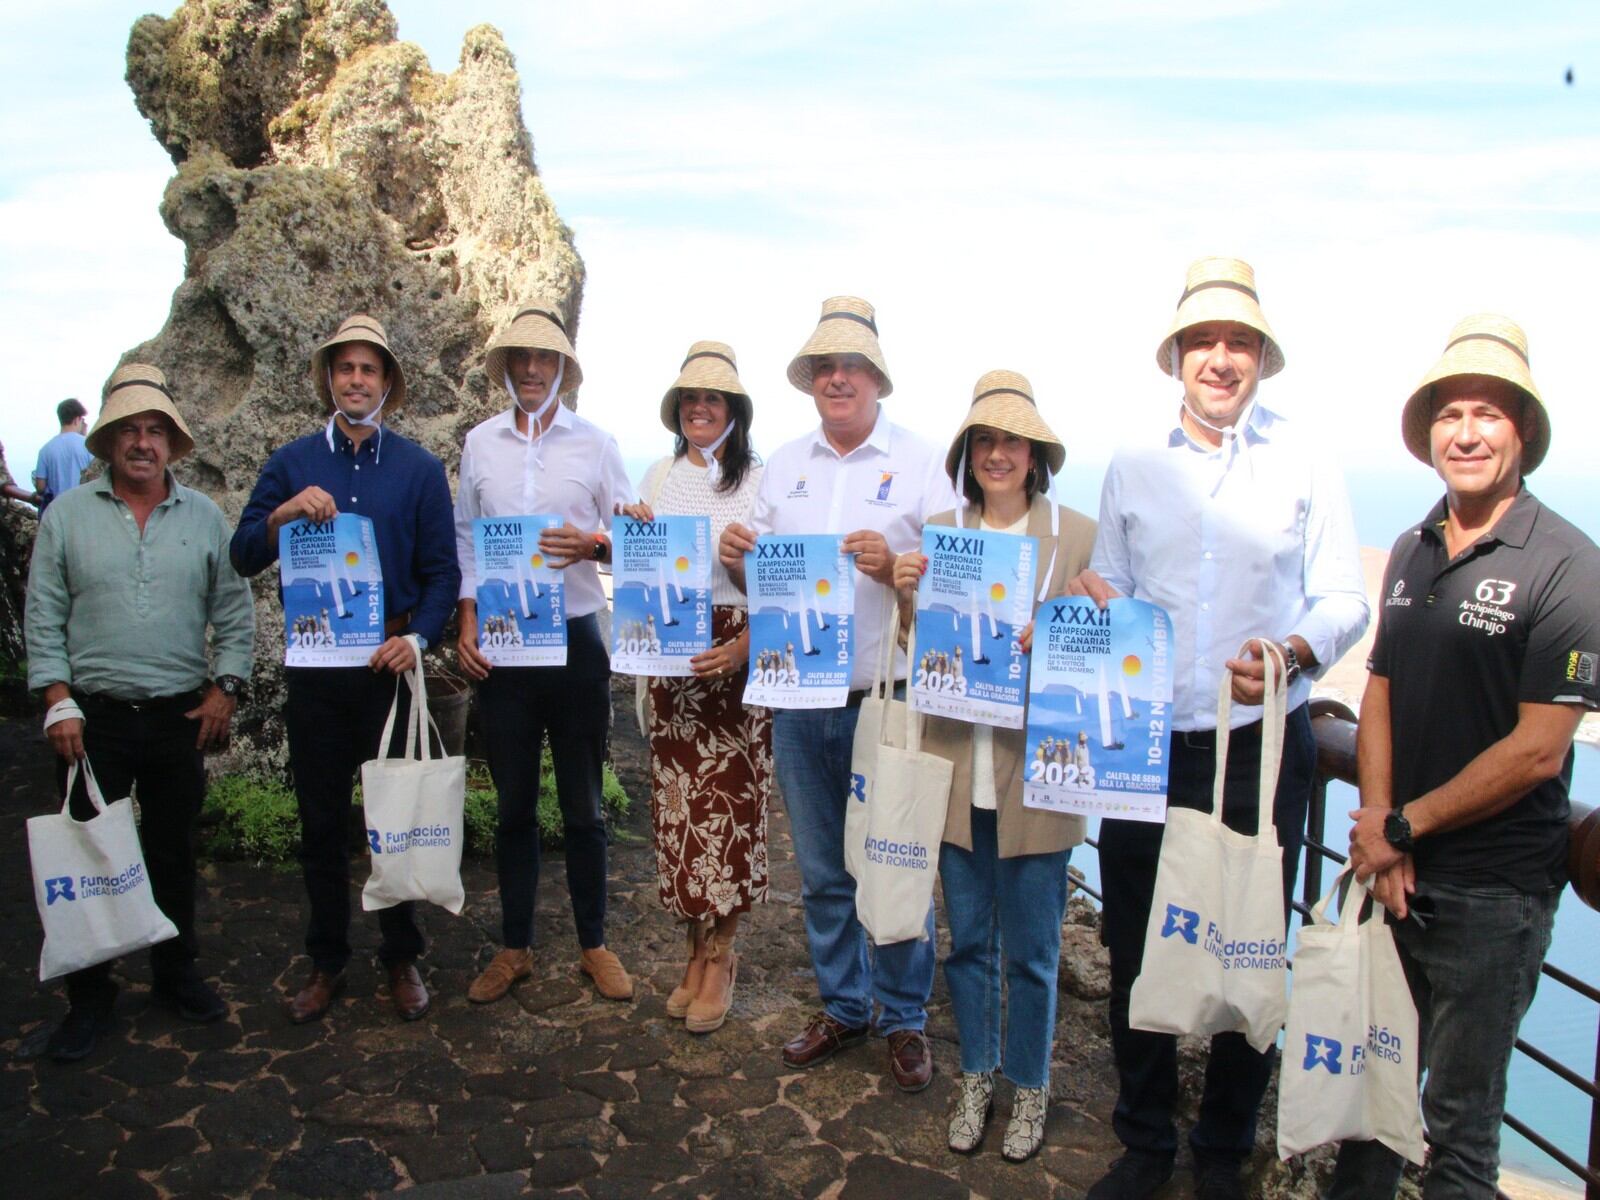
33, 398, 93, 514
231, 315, 459, 1028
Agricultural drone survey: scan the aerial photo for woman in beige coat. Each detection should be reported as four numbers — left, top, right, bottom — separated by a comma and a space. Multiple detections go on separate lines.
893, 371, 1095, 1163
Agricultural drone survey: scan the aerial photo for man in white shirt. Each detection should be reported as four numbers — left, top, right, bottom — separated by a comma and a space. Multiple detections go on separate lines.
453, 303, 639, 1005
1074, 259, 1369, 1200
720, 296, 953, 1091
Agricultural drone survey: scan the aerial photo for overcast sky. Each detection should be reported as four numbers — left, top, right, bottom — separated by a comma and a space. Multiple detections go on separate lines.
2, 1, 1597, 533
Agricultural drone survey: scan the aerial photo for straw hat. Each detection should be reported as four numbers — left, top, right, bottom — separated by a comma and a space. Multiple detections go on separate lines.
786, 296, 893, 397
944, 370, 1065, 481
659, 341, 751, 433
311, 314, 405, 411
1402, 314, 1548, 474
1156, 257, 1285, 379
87, 363, 195, 461
484, 301, 583, 394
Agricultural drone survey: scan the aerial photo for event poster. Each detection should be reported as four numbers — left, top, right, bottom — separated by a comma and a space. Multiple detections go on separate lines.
472, 515, 565, 667
910, 525, 1038, 728
279, 514, 385, 667
743, 534, 854, 709
610, 514, 712, 676
1022, 597, 1174, 821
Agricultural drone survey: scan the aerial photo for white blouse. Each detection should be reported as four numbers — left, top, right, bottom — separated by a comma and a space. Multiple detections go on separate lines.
639, 454, 763, 609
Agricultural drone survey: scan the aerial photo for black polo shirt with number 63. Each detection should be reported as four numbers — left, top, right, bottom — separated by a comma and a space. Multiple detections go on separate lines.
1370, 488, 1600, 892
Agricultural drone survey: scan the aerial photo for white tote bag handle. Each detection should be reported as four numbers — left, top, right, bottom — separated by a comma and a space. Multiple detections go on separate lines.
894, 610, 924, 755
376, 636, 445, 763
60, 757, 110, 818
1210, 639, 1288, 838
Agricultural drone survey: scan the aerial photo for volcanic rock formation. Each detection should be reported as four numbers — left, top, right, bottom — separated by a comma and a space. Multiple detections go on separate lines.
119, 0, 584, 770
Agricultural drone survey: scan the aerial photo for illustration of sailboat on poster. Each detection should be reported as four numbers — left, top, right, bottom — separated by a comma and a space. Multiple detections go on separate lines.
279, 514, 385, 666
611, 514, 712, 676
743, 534, 853, 709
472, 515, 565, 667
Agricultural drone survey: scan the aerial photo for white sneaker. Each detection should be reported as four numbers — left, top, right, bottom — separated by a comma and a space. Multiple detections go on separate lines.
1002, 1084, 1048, 1162
947, 1071, 994, 1154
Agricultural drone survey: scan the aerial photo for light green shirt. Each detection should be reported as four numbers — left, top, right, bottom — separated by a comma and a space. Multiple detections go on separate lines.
25, 472, 255, 699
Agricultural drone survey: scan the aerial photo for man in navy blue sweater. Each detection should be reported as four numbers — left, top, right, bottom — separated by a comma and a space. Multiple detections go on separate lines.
232, 315, 459, 1024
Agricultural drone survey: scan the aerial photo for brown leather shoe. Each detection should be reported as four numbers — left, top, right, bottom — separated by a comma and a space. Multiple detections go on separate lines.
781, 1011, 870, 1069
387, 962, 430, 1021
468, 947, 533, 1004
287, 967, 345, 1025
579, 946, 634, 1001
886, 1028, 933, 1092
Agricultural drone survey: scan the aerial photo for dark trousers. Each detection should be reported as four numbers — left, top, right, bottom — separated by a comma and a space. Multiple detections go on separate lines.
285, 667, 422, 972
1098, 703, 1316, 1166
478, 612, 611, 950
59, 691, 208, 1010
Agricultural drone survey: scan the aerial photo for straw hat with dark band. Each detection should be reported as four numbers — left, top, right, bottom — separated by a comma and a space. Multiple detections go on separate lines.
1156, 257, 1285, 379
659, 341, 751, 433
944, 369, 1065, 481
1402, 313, 1548, 474
87, 363, 196, 461
311, 314, 405, 411
786, 295, 894, 397
484, 302, 583, 393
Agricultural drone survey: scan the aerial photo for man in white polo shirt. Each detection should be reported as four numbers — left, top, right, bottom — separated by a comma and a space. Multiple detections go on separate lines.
720, 296, 953, 1091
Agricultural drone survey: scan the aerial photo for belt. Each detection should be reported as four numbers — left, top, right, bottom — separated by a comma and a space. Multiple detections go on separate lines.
1176, 720, 1269, 749
75, 689, 203, 714
384, 611, 413, 637
844, 681, 906, 709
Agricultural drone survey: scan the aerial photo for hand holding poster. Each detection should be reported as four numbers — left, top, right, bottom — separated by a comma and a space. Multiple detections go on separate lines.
743, 534, 854, 709
472, 515, 566, 667
610, 514, 712, 676
910, 525, 1038, 728
280, 514, 385, 666
1022, 596, 1173, 821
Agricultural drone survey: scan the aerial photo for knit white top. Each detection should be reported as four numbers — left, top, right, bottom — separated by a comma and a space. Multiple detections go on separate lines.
639, 454, 763, 608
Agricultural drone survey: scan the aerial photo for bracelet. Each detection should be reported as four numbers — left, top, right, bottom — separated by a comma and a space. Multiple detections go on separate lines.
44, 698, 84, 732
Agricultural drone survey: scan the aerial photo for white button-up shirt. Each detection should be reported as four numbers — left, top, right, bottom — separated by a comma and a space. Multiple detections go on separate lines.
454, 405, 636, 619
749, 406, 955, 692
1090, 401, 1369, 731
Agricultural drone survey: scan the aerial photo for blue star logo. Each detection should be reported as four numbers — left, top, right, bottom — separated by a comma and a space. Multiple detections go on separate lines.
1303, 1034, 1343, 1074
1160, 903, 1199, 944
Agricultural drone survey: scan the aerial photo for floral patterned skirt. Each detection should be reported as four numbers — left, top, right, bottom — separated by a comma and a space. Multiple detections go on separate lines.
647, 605, 772, 920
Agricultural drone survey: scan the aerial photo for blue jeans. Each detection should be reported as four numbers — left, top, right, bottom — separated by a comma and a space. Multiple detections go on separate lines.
940, 808, 1071, 1088
772, 704, 935, 1033
1327, 880, 1559, 1200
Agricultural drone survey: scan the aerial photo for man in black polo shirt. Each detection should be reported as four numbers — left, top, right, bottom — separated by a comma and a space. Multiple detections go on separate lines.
1331, 315, 1600, 1199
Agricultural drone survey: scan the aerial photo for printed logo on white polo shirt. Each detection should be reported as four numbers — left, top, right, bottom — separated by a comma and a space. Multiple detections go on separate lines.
865, 470, 899, 507
1385, 578, 1412, 608
786, 476, 808, 499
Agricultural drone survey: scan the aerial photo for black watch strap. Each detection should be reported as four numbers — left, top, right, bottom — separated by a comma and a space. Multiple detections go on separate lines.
1383, 807, 1415, 854
215, 674, 246, 698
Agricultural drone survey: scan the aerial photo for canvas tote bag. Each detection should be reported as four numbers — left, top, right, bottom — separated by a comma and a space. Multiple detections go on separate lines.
1128, 642, 1289, 1052
361, 648, 467, 914
849, 602, 954, 945
1278, 870, 1425, 1163
846, 593, 912, 881
28, 758, 178, 981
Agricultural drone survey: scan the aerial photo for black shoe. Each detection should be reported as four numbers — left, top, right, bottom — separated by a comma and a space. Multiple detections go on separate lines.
151, 974, 227, 1023
1085, 1150, 1175, 1200
1194, 1161, 1246, 1200
46, 1002, 117, 1063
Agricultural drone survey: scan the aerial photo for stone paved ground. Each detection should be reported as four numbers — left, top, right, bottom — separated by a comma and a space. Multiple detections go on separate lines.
0, 708, 1308, 1199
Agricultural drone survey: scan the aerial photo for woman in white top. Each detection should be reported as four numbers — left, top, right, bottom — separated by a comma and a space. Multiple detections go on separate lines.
625, 342, 770, 1034
893, 371, 1096, 1162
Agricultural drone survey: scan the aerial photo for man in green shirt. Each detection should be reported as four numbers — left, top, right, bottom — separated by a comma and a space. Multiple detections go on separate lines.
24, 363, 255, 1062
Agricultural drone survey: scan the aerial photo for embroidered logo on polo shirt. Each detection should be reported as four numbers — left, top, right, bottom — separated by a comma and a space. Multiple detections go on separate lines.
1568, 651, 1598, 685
1458, 578, 1518, 637
874, 472, 896, 502
1386, 578, 1412, 608
786, 476, 808, 499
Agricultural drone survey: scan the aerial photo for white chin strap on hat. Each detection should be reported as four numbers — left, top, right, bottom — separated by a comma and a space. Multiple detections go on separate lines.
684, 416, 734, 484
1172, 335, 1257, 490
505, 357, 564, 428
507, 358, 564, 512
330, 368, 391, 429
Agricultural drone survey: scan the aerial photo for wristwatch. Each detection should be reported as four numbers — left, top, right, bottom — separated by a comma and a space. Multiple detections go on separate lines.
1383, 806, 1415, 854
592, 534, 608, 562
1280, 642, 1302, 686
214, 675, 246, 698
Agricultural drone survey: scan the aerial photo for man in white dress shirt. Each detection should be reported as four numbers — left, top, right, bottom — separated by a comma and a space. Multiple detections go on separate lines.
1074, 259, 1369, 1200
453, 302, 638, 1005
720, 296, 953, 1091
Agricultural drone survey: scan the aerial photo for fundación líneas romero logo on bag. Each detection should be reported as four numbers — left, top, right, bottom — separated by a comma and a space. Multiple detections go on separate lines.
1301, 1025, 1405, 1077
1159, 902, 1285, 970
370, 824, 455, 854
1302, 1033, 1344, 1074
44, 864, 147, 904
863, 836, 930, 870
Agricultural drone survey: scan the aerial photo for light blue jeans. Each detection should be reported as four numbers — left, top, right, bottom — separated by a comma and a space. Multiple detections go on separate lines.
1326, 879, 1559, 1200
940, 808, 1071, 1088
772, 705, 935, 1033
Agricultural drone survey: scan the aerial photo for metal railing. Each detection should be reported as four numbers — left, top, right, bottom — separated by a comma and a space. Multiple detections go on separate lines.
1071, 699, 1600, 1198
